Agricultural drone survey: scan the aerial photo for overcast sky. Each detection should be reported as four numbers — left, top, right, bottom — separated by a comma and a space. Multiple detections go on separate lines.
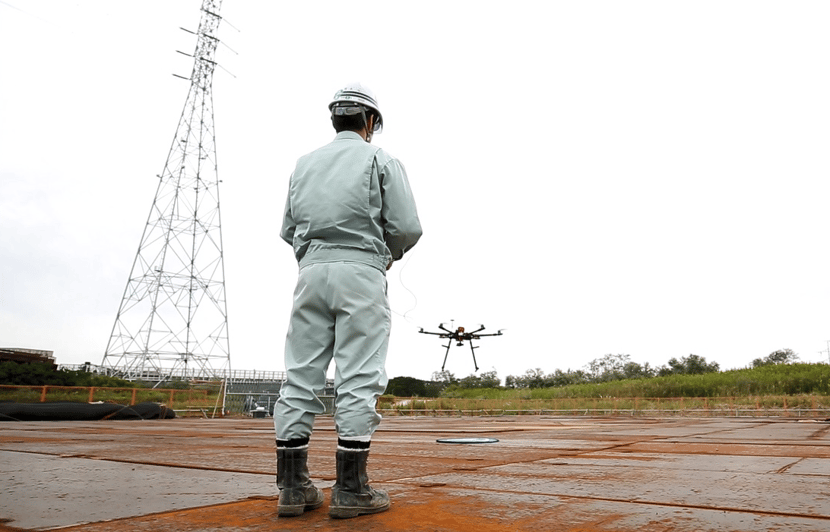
2, 1, 829, 382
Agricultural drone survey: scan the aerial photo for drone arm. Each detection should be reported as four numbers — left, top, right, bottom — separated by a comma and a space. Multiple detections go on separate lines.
419, 326, 451, 338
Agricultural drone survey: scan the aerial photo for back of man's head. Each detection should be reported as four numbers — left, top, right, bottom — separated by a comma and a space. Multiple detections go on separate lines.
329, 83, 384, 135
331, 104, 378, 133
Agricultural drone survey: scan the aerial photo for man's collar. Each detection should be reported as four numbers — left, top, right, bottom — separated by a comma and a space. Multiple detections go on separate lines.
335, 131, 366, 142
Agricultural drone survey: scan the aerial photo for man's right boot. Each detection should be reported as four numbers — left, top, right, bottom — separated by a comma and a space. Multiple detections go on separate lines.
329, 446, 390, 519
276, 440, 324, 517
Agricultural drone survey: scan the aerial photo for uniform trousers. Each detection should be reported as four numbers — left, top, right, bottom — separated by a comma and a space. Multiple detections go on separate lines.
274, 261, 390, 441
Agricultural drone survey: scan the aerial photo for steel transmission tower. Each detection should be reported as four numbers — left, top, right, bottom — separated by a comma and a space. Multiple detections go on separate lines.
103, 0, 230, 381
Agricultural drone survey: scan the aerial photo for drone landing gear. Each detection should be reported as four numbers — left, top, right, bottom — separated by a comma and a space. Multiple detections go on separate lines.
441, 341, 479, 372
441, 342, 451, 371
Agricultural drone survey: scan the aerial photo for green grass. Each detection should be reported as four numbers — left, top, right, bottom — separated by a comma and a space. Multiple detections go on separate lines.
383, 394, 830, 417
442, 363, 830, 400
380, 364, 830, 417
3, 364, 827, 418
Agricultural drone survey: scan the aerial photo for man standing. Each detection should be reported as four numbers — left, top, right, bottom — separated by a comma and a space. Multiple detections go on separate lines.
274, 83, 422, 519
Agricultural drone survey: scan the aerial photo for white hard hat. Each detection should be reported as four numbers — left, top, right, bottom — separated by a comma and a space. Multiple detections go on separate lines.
329, 82, 383, 133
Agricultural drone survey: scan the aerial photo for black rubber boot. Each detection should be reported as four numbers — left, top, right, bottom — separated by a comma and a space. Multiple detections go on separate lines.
329, 447, 390, 519
276, 443, 324, 517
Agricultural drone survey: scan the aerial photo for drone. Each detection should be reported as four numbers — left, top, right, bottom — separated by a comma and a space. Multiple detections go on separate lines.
418, 322, 504, 371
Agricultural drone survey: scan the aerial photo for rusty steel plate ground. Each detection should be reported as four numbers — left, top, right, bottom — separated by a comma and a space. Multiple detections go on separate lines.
1, 415, 829, 531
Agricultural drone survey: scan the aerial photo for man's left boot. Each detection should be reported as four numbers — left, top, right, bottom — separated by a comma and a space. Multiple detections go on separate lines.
276, 439, 324, 517
329, 444, 390, 519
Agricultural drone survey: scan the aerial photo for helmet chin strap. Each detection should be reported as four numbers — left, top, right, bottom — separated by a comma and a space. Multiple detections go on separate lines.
360, 108, 373, 143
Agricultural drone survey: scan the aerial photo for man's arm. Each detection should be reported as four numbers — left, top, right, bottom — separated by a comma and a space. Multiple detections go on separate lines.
279, 175, 296, 246
380, 158, 422, 262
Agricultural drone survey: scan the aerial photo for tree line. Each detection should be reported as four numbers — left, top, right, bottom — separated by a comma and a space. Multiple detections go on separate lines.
503, 353, 722, 389
386, 349, 801, 396
0, 361, 132, 387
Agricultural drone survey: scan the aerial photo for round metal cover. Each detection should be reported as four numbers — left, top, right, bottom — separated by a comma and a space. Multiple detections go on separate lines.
435, 437, 499, 444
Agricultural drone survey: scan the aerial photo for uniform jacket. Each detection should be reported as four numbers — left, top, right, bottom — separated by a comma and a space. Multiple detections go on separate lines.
281, 131, 422, 272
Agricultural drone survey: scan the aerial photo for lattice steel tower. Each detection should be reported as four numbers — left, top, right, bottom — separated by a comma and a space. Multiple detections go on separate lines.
103, 0, 230, 381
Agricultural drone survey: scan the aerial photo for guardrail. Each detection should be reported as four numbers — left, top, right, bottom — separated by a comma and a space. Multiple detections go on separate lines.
379, 395, 830, 418
0, 384, 323, 417
0, 384, 223, 417
4, 387, 828, 419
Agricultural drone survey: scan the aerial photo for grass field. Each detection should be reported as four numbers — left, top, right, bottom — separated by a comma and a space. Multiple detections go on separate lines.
379, 394, 830, 417
2, 363, 828, 418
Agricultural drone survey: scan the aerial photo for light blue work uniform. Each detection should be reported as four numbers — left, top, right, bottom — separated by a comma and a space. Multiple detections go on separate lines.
275, 131, 422, 441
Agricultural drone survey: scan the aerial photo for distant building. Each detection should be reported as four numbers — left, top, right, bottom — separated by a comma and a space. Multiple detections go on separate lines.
0, 348, 57, 369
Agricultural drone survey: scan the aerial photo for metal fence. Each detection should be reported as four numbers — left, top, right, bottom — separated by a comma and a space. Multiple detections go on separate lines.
59, 364, 287, 383
379, 395, 830, 418
223, 379, 335, 416
0, 384, 223, 417
3, 385, 827, 419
